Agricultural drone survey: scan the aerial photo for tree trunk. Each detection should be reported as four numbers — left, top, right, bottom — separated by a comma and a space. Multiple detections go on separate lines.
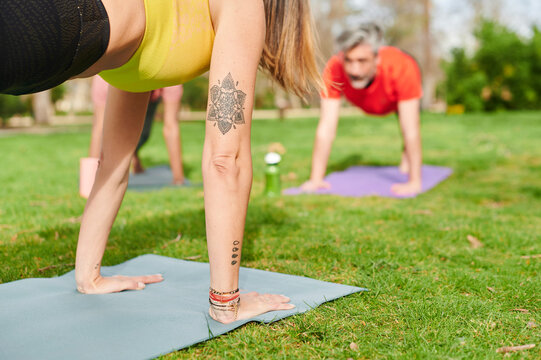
421, 0, 435, 109
314, 0, 347, 59
32, 90, 53, 125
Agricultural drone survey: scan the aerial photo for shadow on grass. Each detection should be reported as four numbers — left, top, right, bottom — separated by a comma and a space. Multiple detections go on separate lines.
521, 185, 541, 199
135, 158, 197, 179
327, 154, 394, 173
8, 202, 299, 278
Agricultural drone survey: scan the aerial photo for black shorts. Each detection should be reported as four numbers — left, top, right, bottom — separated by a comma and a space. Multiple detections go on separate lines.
0, 0, 110, 95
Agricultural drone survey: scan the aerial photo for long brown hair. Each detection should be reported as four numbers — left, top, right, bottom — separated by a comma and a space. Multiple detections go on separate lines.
261, 0, 323, 100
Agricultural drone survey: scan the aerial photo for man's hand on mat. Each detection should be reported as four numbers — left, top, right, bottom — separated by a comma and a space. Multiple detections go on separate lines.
391, 181, 421, 196
77, 274, 164, 294
300, 179, 331, 192
209, 291, 295, 324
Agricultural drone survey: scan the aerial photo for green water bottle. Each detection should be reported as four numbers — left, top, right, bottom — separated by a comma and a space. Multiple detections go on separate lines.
264, 152, 282, 197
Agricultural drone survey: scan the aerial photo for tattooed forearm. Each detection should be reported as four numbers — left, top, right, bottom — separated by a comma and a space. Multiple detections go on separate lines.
207, 73, 247, 135
231, 240, 240, 265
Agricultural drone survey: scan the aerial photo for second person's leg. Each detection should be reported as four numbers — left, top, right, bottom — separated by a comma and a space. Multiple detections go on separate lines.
161, 85, 185, 184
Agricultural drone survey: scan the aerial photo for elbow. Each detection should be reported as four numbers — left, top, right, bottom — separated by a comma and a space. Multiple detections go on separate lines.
403, 133, 421, 143
209, 153, 241, 177
93, 154, 131, 190
203, 150, 252, 187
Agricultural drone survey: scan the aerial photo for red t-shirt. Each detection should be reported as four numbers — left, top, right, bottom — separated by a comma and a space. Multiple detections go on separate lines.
322, 46, 422, 115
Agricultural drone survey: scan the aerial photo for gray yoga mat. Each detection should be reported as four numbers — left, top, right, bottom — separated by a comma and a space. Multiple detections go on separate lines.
128, 165, 198, 191
0, 254, 366, 360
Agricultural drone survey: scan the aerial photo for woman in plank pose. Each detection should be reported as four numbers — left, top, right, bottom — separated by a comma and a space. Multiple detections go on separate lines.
0, 0, 321, 323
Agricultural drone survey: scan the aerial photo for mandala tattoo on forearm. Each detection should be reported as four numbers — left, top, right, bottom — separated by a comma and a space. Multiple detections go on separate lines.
231, 240, 240, 265
207, 73, 247, 135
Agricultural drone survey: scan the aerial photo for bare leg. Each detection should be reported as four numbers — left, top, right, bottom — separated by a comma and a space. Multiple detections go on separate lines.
399, 149, 409, 174
130, 97, 158, 174
81, 77, 109, 198
89, 104, 105, 158
75, 87, 163, 293
162, 98, 185, 184
131, 152, 145, 174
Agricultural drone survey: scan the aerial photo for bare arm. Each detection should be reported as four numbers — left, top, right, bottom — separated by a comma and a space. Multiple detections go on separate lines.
75, 87, 163, 293
392, 98, 422, 195
301, 97, 341, 191
204, 0, 293, 323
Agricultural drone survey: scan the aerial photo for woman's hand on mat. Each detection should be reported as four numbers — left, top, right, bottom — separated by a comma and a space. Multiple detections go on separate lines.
300, 179, 331, 192
77, 274, 164, 294
209, 291, 295, 324
391, 181, 422, 196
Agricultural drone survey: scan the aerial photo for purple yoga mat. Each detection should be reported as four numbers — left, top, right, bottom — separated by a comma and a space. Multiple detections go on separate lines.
284, 165, 452, 198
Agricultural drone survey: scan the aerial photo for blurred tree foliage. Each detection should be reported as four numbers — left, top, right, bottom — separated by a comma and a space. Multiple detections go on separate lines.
180, 76, 209, 110
51, 85, 66, 104
0, 95, 30, 127
443, 20, 541, 111
0, 84, 65, 126
180, 73, 279, 111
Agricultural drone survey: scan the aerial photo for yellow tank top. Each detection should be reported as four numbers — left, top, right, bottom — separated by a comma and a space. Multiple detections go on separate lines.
100, 0, 215, 92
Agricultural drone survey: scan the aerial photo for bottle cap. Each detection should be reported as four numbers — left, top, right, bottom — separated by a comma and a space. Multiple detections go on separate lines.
264, 152, 281, 165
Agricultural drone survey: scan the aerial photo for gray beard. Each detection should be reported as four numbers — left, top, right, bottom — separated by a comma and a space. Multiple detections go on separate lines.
350, 78, 371, 89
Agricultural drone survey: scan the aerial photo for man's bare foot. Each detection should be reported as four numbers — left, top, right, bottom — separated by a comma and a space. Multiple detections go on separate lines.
300, 179, 331, 192
209, 291, 295, 324
76, 274, 163, 294
391, 181, 422, 196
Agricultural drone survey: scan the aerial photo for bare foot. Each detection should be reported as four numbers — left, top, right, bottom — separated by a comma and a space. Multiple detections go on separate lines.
300, 179, 331, 192
391, 181, 422, 196
172, 178, 186, 186
76, 274, 163, 294
209, 291, 295, 324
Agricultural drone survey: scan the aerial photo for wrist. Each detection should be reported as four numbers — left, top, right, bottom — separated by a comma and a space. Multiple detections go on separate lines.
75, 269, 101, 293
208, 287, 240, 322
408, 178, 422, 187
408, 169, 422, 184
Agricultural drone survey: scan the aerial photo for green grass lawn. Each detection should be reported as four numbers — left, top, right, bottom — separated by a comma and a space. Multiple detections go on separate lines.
1, 111, 540, 359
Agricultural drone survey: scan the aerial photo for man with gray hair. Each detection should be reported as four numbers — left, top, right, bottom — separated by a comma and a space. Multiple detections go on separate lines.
302, 23, 423, 195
